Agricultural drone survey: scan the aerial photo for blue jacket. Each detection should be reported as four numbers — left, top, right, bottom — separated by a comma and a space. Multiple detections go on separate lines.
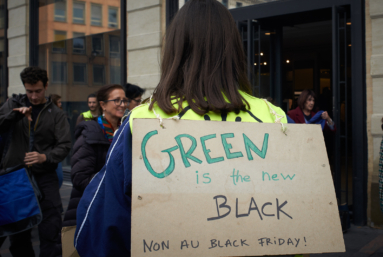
75, 117, 132, 257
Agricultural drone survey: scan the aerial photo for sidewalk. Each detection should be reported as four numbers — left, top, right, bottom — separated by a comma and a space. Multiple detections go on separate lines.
312, 225, 383, 257
1, 184, 383, 256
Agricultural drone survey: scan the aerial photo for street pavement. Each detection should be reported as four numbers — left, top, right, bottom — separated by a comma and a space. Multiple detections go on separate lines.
1, 184, 383, 256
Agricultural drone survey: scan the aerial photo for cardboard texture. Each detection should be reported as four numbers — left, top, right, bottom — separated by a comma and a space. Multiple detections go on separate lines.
61, 226, 80, 257
132, 119, 345, 257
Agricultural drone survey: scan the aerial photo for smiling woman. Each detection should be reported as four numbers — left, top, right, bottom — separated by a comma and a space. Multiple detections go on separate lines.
60, 84, 127, 255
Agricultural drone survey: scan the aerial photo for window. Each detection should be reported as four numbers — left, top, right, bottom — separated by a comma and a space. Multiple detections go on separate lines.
73, 63, 87, 83
93, 65, 105, 84
73, 32, 86, 54
108, 7, 118, 28
110, 66, 120, 84
54, 0, 66, 22
73, 2, 85, 24
92, 35, 104, 55
222, 0, 228, 7
53, 31, 67, 53
91, 4, 102, 26
109, 35, 120, 57
236, 2, 243, 7
52, 62, 67, 83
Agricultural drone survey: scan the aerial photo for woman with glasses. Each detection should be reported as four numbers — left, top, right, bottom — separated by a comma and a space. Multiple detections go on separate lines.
60, 84, 128, 256
126, 83, 145, 110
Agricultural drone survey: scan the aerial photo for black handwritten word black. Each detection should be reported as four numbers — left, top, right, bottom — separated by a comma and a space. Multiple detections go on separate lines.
180, 240, 199, 250
143, 240, 169, 253
207, 195, 293, 221
258, 237, 306, 247
208, 239, 249, 249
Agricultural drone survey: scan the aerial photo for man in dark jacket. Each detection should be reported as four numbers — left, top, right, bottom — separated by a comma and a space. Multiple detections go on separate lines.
0, 66, 71, 257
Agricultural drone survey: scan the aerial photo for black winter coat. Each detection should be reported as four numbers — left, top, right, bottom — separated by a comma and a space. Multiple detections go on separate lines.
63, 120, 110, 227
0, 94, 71, 210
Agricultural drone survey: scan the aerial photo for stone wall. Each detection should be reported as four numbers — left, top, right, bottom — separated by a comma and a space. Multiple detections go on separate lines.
127, 0, 165, 98
367, 0, 383, 227
7, 0, 29, 96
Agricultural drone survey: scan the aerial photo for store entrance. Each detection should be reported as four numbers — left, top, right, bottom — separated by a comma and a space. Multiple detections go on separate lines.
234, 6, 353, 215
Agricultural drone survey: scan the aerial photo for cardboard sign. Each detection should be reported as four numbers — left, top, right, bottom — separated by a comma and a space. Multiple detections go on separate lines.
132, 119, 345, 257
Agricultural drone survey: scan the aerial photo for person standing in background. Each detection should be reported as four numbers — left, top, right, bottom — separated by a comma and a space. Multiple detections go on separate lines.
0, 66, 71, 257
76, 94, 98, 126
60, 84, 128, 256
51, 94, 62, 109
125, 83, 145, 111
50, 94, 64, 189
287, 89, 335, 132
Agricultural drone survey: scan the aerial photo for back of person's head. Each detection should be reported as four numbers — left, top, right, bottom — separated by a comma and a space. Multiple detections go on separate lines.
20, 66, 49, 87
150, 0, 251, 115
297, 90, 317, 110
51, 94, 61, 106
126, 83, 145, 100
87, 93, 96, 101
96, 84, 125, 116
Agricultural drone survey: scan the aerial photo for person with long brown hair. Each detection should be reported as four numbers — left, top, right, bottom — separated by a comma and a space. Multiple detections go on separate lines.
74, 1, 287, 256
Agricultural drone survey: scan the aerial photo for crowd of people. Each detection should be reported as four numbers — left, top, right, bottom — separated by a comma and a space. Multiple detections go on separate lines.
0, 0, 336, 257
0, 67, 145, 257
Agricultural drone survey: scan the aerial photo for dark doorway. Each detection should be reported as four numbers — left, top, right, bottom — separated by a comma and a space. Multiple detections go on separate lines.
232, 1, 363, 224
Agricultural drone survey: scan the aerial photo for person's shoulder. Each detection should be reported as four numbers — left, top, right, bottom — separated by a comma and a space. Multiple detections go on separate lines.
287, 106, 301, 117
11, 94, 27, 103
78, 119, 99, 131
4, 94, 27, 108
129, 104, 157, 120
49, 103, 66, 118
239, 91, 287, 123
75, 120, 103, 140
240, 91, 270, 109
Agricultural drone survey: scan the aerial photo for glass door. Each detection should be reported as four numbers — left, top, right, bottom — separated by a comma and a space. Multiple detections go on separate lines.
237, 20, 282, 106
332, 6, 352, 207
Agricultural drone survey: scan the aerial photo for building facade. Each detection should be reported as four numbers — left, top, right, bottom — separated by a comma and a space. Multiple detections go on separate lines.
1, 0, 382, 227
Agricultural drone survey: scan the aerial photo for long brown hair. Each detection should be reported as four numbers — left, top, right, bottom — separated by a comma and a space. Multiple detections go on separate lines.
149, 0, 251, 115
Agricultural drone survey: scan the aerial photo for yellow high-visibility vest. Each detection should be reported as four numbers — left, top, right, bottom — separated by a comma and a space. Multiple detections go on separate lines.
129, 90, 287, 131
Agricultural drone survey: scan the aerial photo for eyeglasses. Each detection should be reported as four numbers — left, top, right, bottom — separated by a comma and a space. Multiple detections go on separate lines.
131, 98, 142, 103
104, 99, 129, 106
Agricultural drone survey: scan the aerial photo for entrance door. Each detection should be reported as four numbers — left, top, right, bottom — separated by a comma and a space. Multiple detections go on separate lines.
232, 4, 355, 218
237, 21, 282, 106
332, 6, 352, 208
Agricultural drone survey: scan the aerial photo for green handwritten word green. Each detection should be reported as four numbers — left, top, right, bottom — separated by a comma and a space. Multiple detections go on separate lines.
262, 171, 296, 181
141, 130, 269, 179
